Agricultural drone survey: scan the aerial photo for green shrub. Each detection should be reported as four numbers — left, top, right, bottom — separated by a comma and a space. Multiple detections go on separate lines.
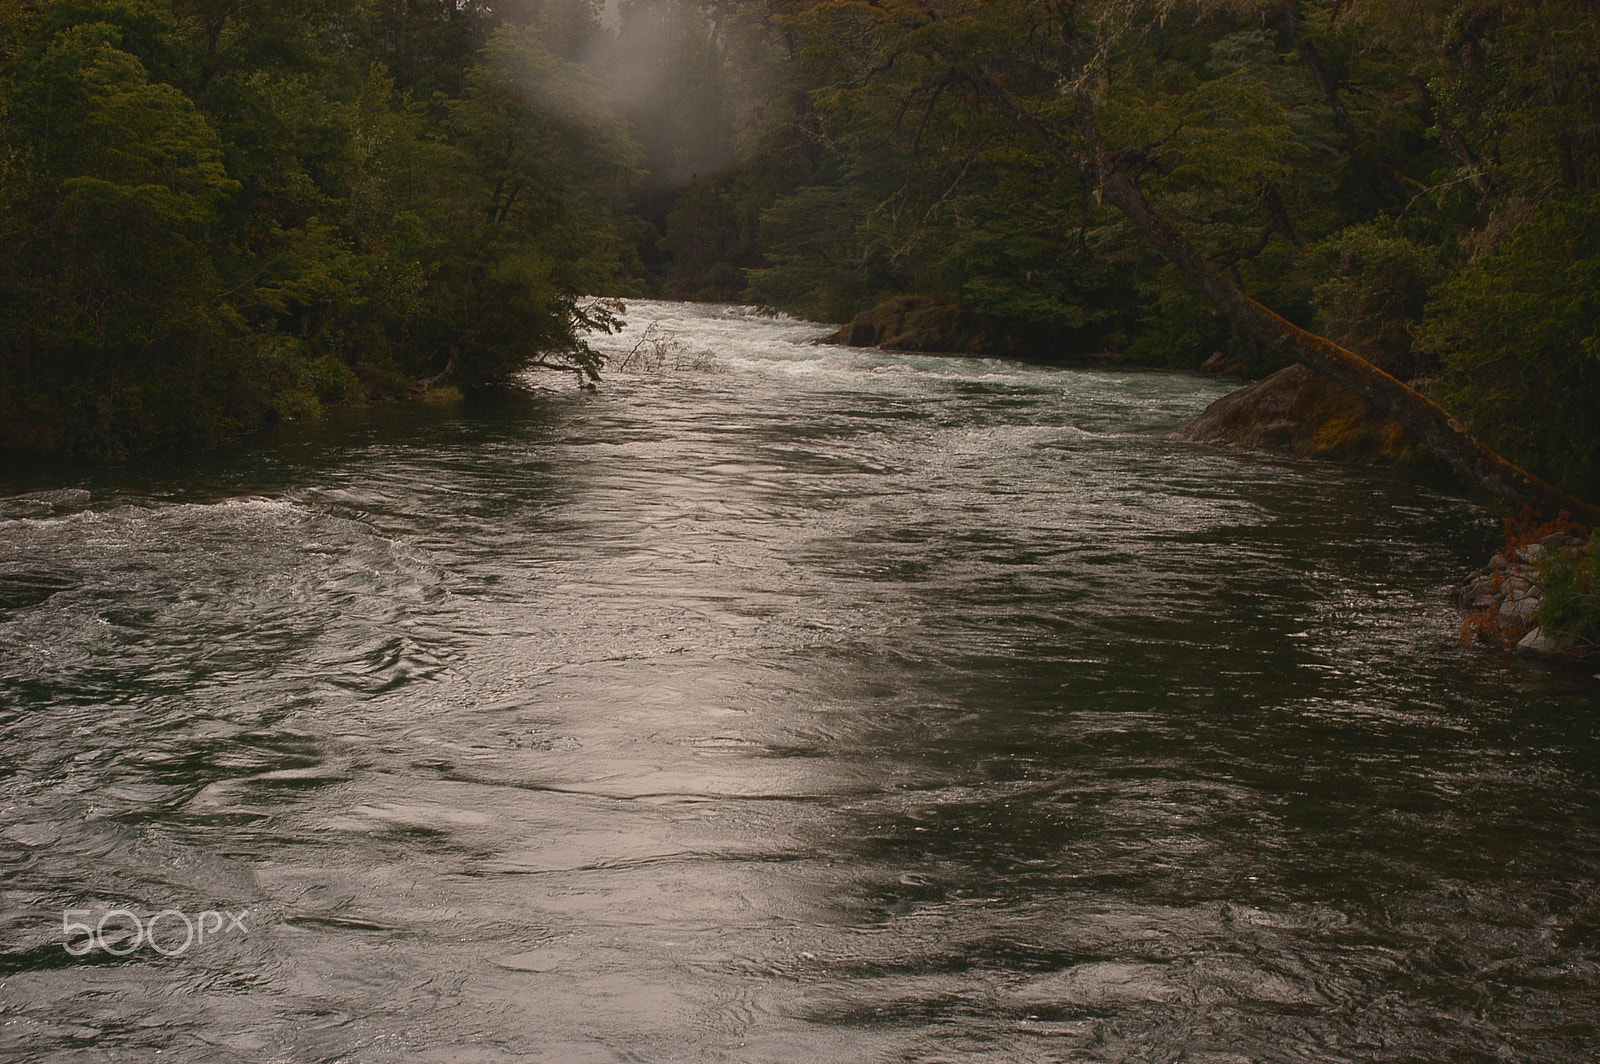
1535, 538, 1600, 650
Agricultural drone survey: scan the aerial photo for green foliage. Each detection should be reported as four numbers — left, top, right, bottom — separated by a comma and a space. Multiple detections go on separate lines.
926, 161, 1128, 347
1306, 222, 1442, 375
1535, 538, 1600, 650
0, 15, 247, 456
603, 0, 733, 188
6, 0, 1600, 498
744, 184, 880, 321
426, 26, 639, 382
1420, 192, 1600, 502
1124, 267, 1231, 369
0, 0, 639, 459
641, 0, 1595, 503
657, 178, 749, 300
731, 5, 1355, 362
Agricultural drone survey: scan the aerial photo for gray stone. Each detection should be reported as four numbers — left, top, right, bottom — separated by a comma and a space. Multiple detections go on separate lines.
1499, 596, 1539, 623
1516, 626, 1570, 657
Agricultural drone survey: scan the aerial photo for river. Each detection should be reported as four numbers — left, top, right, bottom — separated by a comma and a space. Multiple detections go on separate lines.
2, 301, 1597, 1062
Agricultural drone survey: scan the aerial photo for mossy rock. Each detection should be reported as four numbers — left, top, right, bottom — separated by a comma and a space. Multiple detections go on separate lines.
834, 296, 988, 353
1171, 364, 1422, 465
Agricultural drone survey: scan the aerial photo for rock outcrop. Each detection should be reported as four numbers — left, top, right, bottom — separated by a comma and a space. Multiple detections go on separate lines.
1457, 531, 1591, 661
1170, 363, 1421, 465
833, 296, 986, 353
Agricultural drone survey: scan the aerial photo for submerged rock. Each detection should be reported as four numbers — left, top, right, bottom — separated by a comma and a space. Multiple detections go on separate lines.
1170, 364, 1420, 465
0, 488, 92, 519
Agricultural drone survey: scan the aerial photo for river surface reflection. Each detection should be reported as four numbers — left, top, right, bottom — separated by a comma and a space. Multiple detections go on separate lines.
1, 302, 1597, 1062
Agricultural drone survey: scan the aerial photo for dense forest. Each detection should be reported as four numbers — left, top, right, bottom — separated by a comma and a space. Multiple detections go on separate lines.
0, 0, 638, 458
2, 0, 1598, 510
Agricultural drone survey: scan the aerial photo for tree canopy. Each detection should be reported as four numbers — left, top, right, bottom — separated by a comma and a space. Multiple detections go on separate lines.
0, 0, 636, 458
3, 0, 1597, 512
717, 0, 1600, 508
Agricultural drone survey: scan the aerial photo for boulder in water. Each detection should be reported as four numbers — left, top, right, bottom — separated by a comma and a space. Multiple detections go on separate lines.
1170, 364, 1420, 465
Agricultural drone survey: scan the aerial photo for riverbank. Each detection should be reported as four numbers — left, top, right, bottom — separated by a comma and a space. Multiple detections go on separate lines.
828, 295, 1119, 363
1168, 364, 1599, 672
1457, 525, 1599, 664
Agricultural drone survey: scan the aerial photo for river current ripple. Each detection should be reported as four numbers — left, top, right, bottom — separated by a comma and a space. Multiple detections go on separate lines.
1, 301, 1597, 1062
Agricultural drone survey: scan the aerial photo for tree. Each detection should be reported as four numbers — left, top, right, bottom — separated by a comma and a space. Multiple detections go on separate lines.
0, 0, 643, 457
427, 25, 638, 382
1420, 192, 1600, 505
0, 17, 248, 455
782, 0, 1599, 521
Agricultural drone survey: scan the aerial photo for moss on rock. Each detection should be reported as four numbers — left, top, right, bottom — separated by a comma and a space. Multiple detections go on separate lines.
1171, 364, 1423, 465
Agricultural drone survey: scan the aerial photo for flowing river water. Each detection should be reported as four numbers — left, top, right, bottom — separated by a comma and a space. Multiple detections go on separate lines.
1, 301, 1597, 1063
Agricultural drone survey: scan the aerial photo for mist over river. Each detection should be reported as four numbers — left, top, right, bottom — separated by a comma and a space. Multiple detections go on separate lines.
2, 301, 1597, 1063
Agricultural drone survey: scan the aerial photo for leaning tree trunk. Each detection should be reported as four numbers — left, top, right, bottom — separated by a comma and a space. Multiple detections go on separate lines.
972, 75, 1600, 526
